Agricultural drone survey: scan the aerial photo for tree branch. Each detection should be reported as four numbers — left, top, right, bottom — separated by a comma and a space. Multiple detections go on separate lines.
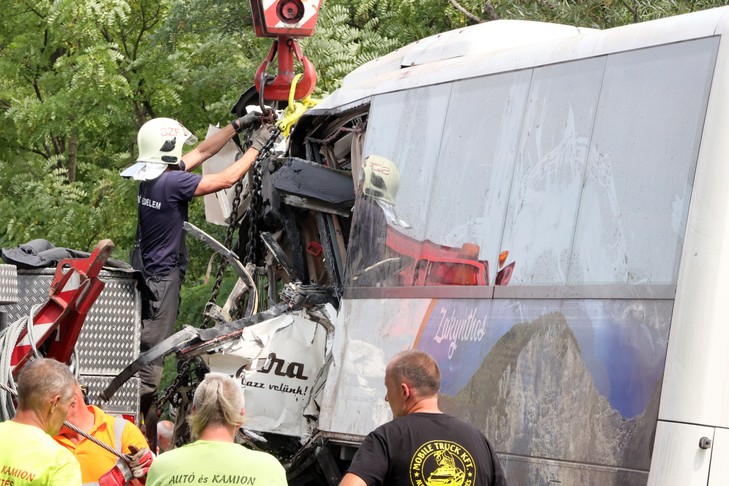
449, 0, 486, 23
33, 79, 43, 103
7, 141, 49, 159
483, 1, 499, 21
620, 0, 640, 23
19, 0, 44, 20
67, 130, 77, 182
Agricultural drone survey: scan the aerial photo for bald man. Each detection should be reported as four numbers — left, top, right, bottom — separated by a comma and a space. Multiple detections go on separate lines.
340, 350, 507, 486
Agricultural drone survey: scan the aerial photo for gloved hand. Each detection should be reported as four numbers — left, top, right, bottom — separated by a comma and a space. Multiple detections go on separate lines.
232, 112, 261, 133
128, 445, 155, 479
251, 124, 277, 152
99, 457, 133, 486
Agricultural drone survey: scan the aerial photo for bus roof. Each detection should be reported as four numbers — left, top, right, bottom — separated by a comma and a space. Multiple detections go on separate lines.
314, 6, 729, 111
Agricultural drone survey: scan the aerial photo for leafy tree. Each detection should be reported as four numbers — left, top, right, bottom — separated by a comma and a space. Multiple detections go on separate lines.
300, 3, 400, 94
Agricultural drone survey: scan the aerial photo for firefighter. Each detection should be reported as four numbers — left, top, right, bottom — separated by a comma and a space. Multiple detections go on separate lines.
348, 155, 409, 285
0, 358, 82, 485
121, 116, 276, 451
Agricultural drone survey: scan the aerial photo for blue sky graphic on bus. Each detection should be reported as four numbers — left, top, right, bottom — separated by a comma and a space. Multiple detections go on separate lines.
416, 299, 670, 418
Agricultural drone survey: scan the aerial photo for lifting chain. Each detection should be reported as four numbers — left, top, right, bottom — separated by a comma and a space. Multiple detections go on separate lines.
245, 156, 264, 265
155, 357, 208, 435
202, 125, 281, 329
246, 126, 282, 265
159, 122, 283, 426
156, 358, 191, 412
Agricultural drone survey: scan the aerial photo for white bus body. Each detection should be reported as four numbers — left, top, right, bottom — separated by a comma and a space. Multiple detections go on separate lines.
297, 6, 729, 485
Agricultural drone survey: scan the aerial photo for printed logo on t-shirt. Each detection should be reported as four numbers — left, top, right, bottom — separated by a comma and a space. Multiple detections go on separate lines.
138, 195, 162, 210
409, 440, 475, 486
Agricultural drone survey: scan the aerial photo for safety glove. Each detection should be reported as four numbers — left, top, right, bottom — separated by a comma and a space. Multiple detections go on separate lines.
231, 112, 261, 133
251, 124, 277, 152
98, 456, 134, 486
129, 445, 155, 479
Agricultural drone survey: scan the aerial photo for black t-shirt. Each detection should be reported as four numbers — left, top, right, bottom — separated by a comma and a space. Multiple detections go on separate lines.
347, 413, 507, 486
138, 170, 201, 275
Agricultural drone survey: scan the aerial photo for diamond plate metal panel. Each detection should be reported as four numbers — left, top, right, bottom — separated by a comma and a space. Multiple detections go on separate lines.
82, 375, 140, 418
6, 268, 141, 375
75, 274, 141, 375
0, 265, 18, 305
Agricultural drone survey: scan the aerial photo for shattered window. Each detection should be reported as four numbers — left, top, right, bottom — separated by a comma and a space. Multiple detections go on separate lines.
346, 85, 450, 287
344, 37, 717, 290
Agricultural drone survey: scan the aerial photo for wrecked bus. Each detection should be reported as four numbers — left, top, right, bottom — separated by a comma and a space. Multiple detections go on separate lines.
106, 5, 729, 485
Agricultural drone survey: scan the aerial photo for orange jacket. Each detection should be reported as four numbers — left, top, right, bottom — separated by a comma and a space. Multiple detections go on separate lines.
55, 405, 149, 485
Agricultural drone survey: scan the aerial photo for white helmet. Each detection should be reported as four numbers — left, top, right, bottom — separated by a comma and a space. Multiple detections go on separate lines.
362, 155, 410, 228
121, 118, 198, 180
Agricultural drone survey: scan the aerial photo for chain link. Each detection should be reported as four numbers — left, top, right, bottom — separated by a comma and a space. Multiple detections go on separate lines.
203, 169, 245, 328
156, 358, 191, 412
245, 163, 263, 265
245, 127, 280, 265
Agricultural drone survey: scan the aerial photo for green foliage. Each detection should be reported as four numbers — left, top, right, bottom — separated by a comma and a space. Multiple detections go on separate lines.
306, 4, 400, 94
0, 156, 134, 251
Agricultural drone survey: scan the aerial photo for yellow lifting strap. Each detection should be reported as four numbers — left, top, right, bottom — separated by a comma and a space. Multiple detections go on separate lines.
276, 73, 319, 138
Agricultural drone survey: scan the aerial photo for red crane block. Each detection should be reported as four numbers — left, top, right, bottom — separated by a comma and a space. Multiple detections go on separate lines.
251, 0, 322, 38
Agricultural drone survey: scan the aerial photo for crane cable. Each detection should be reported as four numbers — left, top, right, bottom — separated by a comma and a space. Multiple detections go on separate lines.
0, 307, 124, 459
0, 381, 125, 459
0, 304, 44, 421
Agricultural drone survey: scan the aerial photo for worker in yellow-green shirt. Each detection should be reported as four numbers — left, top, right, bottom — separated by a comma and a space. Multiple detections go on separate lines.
0, 358, 82, 485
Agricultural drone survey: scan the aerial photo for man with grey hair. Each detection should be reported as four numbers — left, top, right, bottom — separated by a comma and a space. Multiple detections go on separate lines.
156, 419, 175, 453
340, 349, 507, 486
0, 358, 82, 485
146, 372, 287, 485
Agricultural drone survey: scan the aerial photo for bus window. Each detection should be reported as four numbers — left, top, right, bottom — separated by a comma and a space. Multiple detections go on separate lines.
427, 70, 531, 285
500, 56, 606, 285
346, 85, 449, 287
569, 38, 717, 285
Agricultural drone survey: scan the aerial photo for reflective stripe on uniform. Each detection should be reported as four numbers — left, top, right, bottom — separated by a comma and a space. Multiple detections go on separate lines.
82, 418, 127, 486
113, 416, 126, 453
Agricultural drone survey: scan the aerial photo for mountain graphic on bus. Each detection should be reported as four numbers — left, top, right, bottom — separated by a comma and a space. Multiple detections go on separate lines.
434, 312, 663, 477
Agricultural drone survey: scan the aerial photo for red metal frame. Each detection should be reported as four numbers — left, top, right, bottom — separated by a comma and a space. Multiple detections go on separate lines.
10, 239, 114, 377
250, 0, 322, 38
255, 37, 317, 101
385, 229, 515, 287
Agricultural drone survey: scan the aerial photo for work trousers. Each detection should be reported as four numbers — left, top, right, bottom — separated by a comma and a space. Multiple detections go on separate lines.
138, 267, 182, 452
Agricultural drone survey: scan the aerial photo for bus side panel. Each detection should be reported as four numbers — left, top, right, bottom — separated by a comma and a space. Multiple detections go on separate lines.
647, 422, 713, 486
324, 297, 670, 484
322, 28, 718, 486
660, 17, 729, 430
708, 427, 729, 486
